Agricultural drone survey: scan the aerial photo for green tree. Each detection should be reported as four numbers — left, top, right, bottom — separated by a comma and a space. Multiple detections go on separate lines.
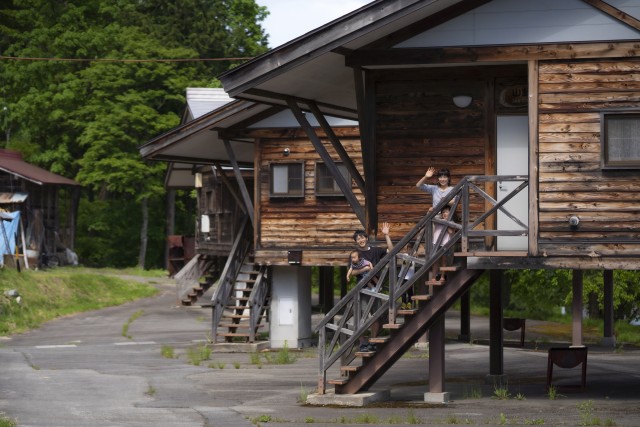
0, 0, 268, 267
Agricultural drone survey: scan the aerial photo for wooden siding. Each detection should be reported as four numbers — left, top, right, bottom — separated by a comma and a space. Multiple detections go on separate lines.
372, 66, 526, 242
256, 134, 363, 265
538, 59, 640, 257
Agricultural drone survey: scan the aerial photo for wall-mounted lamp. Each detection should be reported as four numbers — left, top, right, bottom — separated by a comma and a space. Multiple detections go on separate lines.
569, 215, 580, 229
283, 147, 290, 156
452, 95, 473, 108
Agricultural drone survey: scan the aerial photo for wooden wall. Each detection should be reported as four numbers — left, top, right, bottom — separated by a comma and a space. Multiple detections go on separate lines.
256, 132, 363, 265
538, 58, 640, 257
372, 66, 526, 242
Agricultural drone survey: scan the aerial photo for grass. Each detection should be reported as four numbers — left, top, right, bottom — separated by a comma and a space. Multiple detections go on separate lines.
186, 344, 211, 366
122, 309, 144, 339
0, 414, 17, 427
160, 345, 176, 359
0, 267, 158, 336
492, 385, 510, 400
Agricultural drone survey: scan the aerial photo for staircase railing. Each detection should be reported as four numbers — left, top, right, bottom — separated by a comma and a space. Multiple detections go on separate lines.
314, 175, 528, 394
248, 265, 271, 342
175, 254, 215, 303
211, 216, 252, 342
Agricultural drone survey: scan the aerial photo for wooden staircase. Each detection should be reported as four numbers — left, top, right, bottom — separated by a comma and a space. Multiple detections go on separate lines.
211, 217, 271, 343
175, 255, 220, 306
215, 259, 270, 342
315, 175, 529, 396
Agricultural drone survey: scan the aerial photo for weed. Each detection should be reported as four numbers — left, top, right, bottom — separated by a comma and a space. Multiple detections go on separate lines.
195, 316, 206, 322
499, 412, 507, 425
524, 418, 545, 425
145, 385, 156, 396
603, 418, 617, 426
251, 414, 272, 423
578, 400, 601, 426
121, 309, 144, 339
304, 416, 315, 423
446, 414, 460, 424
298, 382, 310, 403
0, 413, 17, 427
217, 362, 226, 369
406, 410, 422, 424
462, 384, 483, 399
160, 345, 175, 359
515, 392, 526, 400
275, 341, 297, 364
353, 413, 379, 423
547, 385, 559, 400
492, 385, 510, 400
249, 352, 262, 365
186, 344, 211, 366
233, 361, 241, 369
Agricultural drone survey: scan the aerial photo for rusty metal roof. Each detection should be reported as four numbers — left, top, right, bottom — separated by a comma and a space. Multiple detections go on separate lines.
0, 150, 80, 186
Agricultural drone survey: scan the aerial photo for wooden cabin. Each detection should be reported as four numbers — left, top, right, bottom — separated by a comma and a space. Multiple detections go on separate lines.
0, 149, 80, 268
143, 0, 640, 401
213, 0, 640, 401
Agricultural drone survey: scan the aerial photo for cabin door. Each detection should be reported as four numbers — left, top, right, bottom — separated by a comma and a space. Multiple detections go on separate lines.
496, 115, 528, 251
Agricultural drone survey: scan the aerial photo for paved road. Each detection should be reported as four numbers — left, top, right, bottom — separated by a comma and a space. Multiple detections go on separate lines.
1, 276, 640, 426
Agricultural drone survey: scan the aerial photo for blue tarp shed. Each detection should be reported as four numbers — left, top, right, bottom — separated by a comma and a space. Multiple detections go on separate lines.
0, 211, 20, 266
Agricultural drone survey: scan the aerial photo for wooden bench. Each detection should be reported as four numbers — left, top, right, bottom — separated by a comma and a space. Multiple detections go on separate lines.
503, 317, 526, 346
546, 346, 588, 391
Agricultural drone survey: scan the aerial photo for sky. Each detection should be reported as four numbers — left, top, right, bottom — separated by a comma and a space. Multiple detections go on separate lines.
256, 0, 374, 48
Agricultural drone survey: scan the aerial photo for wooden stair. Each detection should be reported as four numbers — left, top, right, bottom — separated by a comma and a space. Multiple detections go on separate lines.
181, 271, 219, 306
215, 258, 270, 343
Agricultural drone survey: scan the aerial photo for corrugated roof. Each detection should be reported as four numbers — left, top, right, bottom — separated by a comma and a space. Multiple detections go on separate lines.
0, 150, 80, 186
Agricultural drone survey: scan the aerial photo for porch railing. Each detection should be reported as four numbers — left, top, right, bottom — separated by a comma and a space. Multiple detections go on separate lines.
314, 175, 528, 394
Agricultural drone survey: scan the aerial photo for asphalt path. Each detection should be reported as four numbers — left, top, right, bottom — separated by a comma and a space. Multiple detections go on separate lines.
1, 276, 640, 426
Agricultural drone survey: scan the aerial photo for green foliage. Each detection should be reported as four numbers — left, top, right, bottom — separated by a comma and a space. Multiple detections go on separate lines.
0, 267, 157, 335
0, 0, 269, 268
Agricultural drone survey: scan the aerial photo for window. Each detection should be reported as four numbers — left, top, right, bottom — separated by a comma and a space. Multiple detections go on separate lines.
315, 162, 350, 196
602, 112, 640, 169
270, 162, 304, 197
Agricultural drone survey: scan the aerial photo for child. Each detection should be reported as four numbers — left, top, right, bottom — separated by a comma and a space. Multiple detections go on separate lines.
416, 167, 453, 212
432, 205, 455, 283
346, 249, 372, 283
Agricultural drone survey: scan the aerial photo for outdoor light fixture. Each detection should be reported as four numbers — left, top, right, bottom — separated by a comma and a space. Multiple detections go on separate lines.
283, 147, 290, 156
569, 215, 580, 229
452, 95, 473, 108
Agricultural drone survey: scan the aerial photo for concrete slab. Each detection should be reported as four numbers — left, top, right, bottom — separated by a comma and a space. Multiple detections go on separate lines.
424, 391, 450, 404
211, 341, 270, 353
306, 390, 390, 407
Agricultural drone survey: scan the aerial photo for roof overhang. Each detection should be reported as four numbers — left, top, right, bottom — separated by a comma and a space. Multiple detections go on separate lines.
218, 0, 464, 117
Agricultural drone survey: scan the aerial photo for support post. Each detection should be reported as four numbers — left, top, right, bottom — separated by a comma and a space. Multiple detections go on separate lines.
602, 270, 615, 347
488, 270, 505, 384
572, 269, 583, 347
458, 290, 470, 342
425, 313, 449, 403
319, 266, 335, 314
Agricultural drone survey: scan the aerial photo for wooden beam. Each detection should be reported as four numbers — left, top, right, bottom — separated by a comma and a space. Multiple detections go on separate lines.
223, 139, 254, 227
581, 0, 640, 31
528, 60, 540, 257
286, 99, 366, 226
307, 101, 366, 194
362, 71, 378, 234
345, 42, 640, 67
212, 163, 246, 215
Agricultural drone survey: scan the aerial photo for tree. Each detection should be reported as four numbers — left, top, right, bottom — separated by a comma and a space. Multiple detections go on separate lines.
0, 0, 269, 268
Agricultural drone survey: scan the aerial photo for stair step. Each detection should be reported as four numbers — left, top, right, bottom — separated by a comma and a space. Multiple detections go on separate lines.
218, 323, 253, 328
368, 336, 389, 345
411, 295, 431, 301
222, 314, 251, 319
426, 279, 447, 285
439, 266, 461, 272
327, 378, 349, 386
355, 351, 376, 358
230, 297, 250, 301
397, 308, 418, 315
239, 270, 261, 275
233, 288, 254, 293
224, 305, 249, 310
455, 251, 527, 257
340, 365, 360, 373
236, 279, 257, 284
217, 333, 250, 337
383, 323, 402, 329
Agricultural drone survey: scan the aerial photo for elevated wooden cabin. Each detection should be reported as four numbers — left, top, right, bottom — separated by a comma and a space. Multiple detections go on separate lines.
214, 0, 640, 399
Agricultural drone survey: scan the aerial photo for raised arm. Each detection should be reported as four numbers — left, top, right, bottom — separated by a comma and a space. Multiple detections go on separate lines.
381, 222, 393, 251
415, 166, 436, 188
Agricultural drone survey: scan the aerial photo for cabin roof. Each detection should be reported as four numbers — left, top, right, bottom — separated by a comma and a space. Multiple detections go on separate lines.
218, 0, 640, 118
0, 150, 80, 187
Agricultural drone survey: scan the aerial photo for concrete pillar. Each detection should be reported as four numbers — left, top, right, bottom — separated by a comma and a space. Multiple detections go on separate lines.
602, 270, 615, 347
270, 266, 313, 349
488, 270, 505, 384
319, 266, 334, 313
572, 269, 583, 347
458, 290, 471, 342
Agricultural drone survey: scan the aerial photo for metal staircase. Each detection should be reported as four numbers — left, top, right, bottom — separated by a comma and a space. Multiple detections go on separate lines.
315, 175, 529, 395
210, 217, 271, 343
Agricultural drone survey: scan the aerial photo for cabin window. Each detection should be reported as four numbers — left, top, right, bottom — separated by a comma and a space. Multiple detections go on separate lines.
315, 162, 350, 196
602, 112, 640, 169
270, 162, 304, 197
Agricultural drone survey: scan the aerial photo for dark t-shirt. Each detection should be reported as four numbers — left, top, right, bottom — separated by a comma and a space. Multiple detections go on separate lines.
357, 246, 387, 266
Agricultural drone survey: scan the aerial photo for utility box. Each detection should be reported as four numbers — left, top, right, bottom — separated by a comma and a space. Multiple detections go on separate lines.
269, 265, 312, 349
